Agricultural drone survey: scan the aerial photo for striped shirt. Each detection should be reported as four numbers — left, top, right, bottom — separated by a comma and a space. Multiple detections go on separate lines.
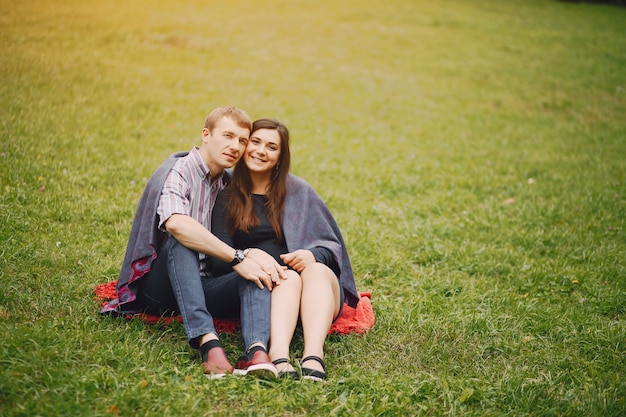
157, 146, 228, 270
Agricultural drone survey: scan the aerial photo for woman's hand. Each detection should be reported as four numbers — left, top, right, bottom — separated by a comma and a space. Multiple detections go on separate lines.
280, 250, 315, 273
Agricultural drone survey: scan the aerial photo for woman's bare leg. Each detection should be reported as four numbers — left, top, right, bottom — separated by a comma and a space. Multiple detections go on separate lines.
268, 269, 302, 372
300, 263, 341, 373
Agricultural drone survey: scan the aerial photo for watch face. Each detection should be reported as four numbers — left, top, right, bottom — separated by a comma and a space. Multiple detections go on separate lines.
235, 249, 245, 262
230, 250, 245, 266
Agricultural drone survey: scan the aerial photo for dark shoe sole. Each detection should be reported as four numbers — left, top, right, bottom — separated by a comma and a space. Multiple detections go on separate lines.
300, 356, 327, 382
278, 370, 300, 380
301, 367, 326, 382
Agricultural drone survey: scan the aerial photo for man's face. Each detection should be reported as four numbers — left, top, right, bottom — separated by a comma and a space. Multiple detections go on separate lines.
201, 116, 250, 173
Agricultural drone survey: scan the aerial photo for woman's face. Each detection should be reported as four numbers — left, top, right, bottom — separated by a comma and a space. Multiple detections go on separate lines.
244, 128, 281, 174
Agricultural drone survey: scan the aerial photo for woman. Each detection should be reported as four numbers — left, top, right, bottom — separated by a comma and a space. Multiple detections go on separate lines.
210, 118, 360, 380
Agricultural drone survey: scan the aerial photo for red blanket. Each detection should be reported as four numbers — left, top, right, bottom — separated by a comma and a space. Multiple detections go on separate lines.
95, 280, 375, 335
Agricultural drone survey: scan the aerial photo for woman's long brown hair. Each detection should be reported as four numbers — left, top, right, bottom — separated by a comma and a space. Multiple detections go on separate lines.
226, 118, 291, 241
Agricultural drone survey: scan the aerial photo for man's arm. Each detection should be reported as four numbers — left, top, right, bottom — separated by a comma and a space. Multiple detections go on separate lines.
164, 214, 286, 289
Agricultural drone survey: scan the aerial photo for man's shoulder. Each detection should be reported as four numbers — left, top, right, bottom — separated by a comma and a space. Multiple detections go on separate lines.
166, 150, 198, 176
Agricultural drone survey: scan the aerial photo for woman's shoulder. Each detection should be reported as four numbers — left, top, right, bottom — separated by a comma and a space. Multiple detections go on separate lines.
287, 173, 313, 191
286, 173, 327, 206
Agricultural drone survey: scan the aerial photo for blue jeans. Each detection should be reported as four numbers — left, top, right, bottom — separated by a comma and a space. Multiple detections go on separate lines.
135, 234, 271, 350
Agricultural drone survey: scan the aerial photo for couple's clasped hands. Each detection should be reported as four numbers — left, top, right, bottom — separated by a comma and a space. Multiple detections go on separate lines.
233, 249, 315, 290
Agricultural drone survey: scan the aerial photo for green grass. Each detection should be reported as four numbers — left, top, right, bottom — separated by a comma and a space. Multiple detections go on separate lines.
1, 0, 625, 415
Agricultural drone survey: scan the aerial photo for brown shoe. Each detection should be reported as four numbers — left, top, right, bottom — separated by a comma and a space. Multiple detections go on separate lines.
203, 346, 234, 379
234, 348, 278, 379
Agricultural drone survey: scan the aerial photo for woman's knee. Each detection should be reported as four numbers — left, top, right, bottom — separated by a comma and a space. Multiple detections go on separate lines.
285, 269, 301, 280
301, 263, 335, 283
301, 263, 341, 311
273, 269, 302, 295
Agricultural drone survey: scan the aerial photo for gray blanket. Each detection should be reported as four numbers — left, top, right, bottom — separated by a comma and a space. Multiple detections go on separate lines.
283, 174, 359, 308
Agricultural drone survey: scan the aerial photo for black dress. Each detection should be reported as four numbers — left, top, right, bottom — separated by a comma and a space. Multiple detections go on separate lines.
209, 192, 338, 277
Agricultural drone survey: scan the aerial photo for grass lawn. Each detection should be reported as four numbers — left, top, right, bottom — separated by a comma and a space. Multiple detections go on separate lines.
1, 0, 625, 415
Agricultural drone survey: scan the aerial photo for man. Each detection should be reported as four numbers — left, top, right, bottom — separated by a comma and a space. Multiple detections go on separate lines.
102, 107, 286, 379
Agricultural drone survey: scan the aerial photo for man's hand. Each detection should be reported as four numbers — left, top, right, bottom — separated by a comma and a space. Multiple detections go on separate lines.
232, 258, 276, 290
245, 248, 288, 287
280, 249, 315, 273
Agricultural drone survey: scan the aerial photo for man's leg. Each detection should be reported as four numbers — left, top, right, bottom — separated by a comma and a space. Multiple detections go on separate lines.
201, 271, 272, 349
137, 235, 233, 378
236, 275, 276, 377
160, 235, 218, 346
136, 234, 218, 343
201, 271, 276, 378
134, 245, 179, 317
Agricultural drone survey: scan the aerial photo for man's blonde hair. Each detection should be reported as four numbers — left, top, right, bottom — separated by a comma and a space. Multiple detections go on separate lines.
204, 107, 252, 132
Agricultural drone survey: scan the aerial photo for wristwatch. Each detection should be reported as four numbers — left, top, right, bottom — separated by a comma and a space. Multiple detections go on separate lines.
229, 249, 246, 267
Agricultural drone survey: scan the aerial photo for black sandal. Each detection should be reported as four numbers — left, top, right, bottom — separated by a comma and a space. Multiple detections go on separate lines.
272, 358, 299, 380
300, 356, 327, 382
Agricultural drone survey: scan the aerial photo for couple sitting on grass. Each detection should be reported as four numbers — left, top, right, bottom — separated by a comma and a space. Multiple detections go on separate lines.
101, 107, 360, 381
